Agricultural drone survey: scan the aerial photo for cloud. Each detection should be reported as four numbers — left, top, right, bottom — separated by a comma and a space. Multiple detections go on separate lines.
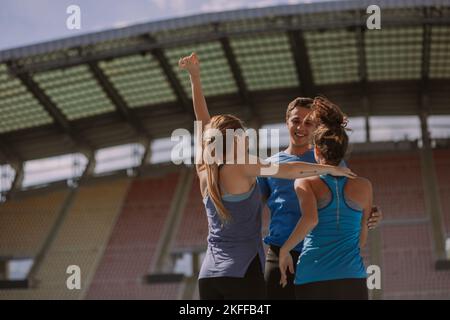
149, 0, 186, 14
150, 0, 166, 10
113, 20, 131, 28
252, 0, 280, 8
169, 0, 187, 14
200, 0, 305, 13
200, 0, 248, 13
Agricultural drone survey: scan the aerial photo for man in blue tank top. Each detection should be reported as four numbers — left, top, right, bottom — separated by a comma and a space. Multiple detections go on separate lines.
257, 97, 383, 300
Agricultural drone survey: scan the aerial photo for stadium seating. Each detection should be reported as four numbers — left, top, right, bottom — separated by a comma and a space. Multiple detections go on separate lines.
349, 152, 427, 220
0, 177, 130, 299
0, 189, 68, 257
86, 172, 182, 300
2, 150, 449, 300
433, 149, 450, 236
381, 224, 450, 299
174, 177, 207, 251
349, 151, 450, 299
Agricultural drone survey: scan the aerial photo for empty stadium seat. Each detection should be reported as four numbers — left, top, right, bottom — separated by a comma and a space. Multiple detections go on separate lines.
0, 177, 130, 300
86, 172, 182, 300
0, 190, 68, 257
349, 151, 450, 299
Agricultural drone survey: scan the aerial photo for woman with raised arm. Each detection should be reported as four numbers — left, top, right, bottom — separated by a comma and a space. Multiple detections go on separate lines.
279, 97, 373, 300
178, 53, 357, 300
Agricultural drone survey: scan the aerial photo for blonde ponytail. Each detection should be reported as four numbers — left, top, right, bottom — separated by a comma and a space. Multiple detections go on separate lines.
205, 162, 231, 222
200, 114, 245, 223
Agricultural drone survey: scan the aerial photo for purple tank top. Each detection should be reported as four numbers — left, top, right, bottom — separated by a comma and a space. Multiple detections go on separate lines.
199, 183, 265, 279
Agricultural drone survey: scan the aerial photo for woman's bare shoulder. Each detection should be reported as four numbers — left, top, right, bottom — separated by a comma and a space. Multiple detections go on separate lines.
295, 176, 322, 190
347, 176, 372, 193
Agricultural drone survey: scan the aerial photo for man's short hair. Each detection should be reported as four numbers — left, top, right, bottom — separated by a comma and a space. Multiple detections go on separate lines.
286, 97, 314, 120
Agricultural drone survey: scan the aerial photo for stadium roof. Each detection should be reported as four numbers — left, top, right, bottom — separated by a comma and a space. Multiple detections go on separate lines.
1, 0, 450, 166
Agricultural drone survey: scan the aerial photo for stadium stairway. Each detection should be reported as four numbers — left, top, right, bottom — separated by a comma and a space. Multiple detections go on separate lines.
152, 168, 194, 274
172, 173, 207, 300
0, 186, 70, 298
0, 187, 69, 259
0, 177, 130, 299
37, 177, 130, 299
86, 169, 191, 299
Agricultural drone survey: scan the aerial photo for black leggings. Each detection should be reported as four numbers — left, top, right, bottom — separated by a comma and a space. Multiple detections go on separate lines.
198, 255, 266, 300
264, 245, 300, 300
295, 278, 368, 300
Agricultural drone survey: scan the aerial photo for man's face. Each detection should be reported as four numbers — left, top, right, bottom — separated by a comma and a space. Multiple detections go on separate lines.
286, 107, 315, 148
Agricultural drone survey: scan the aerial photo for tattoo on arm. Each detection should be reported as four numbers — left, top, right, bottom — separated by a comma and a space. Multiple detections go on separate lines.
299, 170, 318, 175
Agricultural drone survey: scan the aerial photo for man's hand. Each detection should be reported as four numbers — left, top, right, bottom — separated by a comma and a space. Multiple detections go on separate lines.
329, 166, 357, 179
368, 205, 382, 230
279, 248, 294, 288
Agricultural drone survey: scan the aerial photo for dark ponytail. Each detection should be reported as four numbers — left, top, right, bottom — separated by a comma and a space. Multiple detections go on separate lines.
309, 97, 349, 166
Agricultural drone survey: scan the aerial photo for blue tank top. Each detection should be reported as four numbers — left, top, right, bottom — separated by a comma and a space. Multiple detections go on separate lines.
199, 182, 265, 279
257, 151, 317, 252
294, 175, 367, 285
257, 150, 346, 252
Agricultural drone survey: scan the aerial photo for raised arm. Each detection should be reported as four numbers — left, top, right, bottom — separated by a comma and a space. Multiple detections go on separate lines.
279, 178, 318, 287
178, 53, 210, 126
179, 52, 210, 177
240, 156, 357, 180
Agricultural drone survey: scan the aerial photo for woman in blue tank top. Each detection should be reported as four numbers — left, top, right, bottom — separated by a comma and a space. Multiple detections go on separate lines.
279, 97, 373, 300
179, 54, 357, 300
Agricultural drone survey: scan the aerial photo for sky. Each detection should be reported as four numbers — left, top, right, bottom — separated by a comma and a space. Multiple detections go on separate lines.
0, 0, 324, 51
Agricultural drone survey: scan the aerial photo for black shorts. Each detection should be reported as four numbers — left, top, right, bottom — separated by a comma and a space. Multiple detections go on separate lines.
264, 245, 300, 300
198, 254, 266, 300
295, 278, 368, 300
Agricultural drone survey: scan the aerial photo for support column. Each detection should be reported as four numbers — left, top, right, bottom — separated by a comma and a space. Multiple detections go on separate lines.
363, 96, 371, 143
368, 228, 383, 300
152, 168, 194, 273
0, 259, 7, 280
138, 137, 152, 174
418, 95, 447, 261
78, 150, 96, 183
7, 162, 24, 198
27, 188, 78, 287
181, 251, 201, 300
